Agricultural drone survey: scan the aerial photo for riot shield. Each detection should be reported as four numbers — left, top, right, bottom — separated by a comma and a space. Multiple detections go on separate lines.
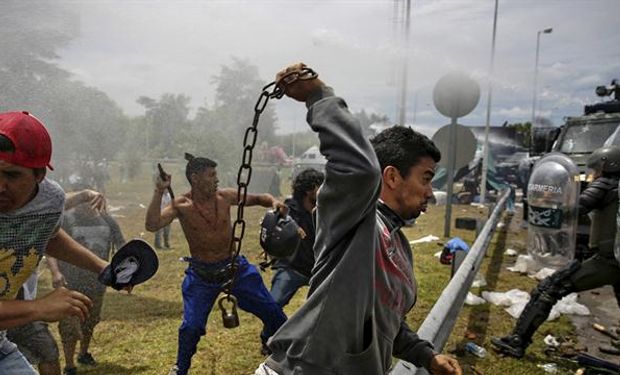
527, 153, 580, 268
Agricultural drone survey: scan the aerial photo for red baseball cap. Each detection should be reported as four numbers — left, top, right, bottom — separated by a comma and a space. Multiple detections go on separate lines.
0, 111, 53, 170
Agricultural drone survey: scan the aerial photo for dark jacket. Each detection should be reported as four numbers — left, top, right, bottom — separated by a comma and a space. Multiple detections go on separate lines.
273, 197, 315, 278
266, 87, 435, 375
579, 175, 619, 257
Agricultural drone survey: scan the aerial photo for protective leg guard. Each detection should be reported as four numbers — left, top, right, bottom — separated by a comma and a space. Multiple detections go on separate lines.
492, 260, 580, 358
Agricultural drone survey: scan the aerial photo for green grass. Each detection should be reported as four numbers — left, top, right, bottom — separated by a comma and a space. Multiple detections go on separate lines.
37, 164, 578, 374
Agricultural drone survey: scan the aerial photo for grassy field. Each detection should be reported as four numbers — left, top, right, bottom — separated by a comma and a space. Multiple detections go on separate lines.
38, 164, 579, 374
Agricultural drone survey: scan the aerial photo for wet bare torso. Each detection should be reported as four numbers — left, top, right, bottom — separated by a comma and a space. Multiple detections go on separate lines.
177, 190, 233, 263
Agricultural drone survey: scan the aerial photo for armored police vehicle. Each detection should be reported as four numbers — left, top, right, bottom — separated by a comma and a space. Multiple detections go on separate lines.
529, 79, 620, 258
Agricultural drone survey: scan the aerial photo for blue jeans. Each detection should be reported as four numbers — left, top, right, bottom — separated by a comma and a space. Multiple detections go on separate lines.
270, 267, 310, 308
0, 338, 37, 374
154, 225, 170, 248
176, 256, 287, 375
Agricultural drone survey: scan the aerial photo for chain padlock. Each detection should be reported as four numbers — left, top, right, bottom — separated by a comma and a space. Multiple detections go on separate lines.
218, 294, 239, 329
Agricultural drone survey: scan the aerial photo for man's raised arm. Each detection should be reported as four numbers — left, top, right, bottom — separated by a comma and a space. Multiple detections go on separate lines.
145, 172, 178, 232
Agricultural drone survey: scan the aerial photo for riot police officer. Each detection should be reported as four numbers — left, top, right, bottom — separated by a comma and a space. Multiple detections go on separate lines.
492, 145, 620, 358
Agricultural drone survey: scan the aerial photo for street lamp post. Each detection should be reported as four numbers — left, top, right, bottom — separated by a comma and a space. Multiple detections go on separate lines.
479, 0, 499, 204
531, 27, 553, 127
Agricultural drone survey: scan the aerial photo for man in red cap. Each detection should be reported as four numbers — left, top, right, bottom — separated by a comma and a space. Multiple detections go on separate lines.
0, 111, 125, 374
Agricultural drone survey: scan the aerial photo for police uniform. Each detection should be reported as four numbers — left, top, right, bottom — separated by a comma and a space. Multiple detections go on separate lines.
492, 146, 620, 358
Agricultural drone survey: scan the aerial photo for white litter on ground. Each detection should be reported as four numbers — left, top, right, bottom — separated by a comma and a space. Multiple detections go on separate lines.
483, 289, 590, 321
482, 289, 530, 307
507, 254, 542, 274
472, 273, 487, 288
433, 251, 442, 258
532, 267, 557, 281
505, 248, 518, 257
496, 222, 506, 229
108, 205, 124, 212
552, 293, 590, 317
465, 292, 486, 305
505, 301, 529, 319
139, 203, 146, 209
544, 334, 560, 347
410, 235, 440, 245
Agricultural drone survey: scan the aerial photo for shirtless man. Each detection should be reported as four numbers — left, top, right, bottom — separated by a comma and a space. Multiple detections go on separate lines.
145, 153, 288, 375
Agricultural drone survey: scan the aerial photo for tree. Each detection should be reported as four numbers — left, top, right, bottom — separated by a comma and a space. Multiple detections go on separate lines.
506, 122, 532, 148
137, 93, 191, 158
209, 58, 278, 143
0, 1, 129, 164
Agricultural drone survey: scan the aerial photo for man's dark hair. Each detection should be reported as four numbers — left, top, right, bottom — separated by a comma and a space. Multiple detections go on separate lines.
370, 126, 441, 178
0, 135, 45, 177
292, 168, 325, 201
185, 152, 217, 184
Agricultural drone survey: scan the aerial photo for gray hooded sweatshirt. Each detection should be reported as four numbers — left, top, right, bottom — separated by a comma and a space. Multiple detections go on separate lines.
266, 87, 436, 374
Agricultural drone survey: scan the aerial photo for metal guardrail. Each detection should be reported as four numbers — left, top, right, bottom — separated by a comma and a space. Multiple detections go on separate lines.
390, 189, 511, 375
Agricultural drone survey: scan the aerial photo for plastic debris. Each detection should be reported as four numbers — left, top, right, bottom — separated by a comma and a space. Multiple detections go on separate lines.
464, 342, 487, 358
482, 289, 588, 320
532, 267, 557, 281
537, 363, 558, 373
544, 334, 560, 348
505, 248, 518, 256
505, 301, 529, 319
139, 203, 146, 209
440, 237, 470, 264
410, 235, 440, 245
482, 289, 530, 307
553, 294, 590, 317
471, 273, 487, 288
433, 251, 442, 258
507, 254, 542, 274
465, 292, 486, 306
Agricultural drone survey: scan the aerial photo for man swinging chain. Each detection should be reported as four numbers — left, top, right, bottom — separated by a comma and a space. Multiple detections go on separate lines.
146, 154, 288, 375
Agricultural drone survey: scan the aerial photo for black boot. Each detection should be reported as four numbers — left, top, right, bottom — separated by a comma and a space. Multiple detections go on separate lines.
491, 289, 557, 357
491, 334, 527, 358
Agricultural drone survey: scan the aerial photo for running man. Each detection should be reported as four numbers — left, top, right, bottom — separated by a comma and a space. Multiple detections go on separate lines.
145, 153, 287, 375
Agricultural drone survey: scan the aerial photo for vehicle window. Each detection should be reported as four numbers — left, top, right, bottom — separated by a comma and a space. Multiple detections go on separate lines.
559, 120, 619, 153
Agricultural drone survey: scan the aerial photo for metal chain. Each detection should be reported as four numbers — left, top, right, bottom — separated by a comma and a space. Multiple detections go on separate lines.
219, 67, 318, 305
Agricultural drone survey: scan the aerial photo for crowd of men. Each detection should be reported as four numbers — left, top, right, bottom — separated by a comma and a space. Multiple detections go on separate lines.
1, 63, 618, 375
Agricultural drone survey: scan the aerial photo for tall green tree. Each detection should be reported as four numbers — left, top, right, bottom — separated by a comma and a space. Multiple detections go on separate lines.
506, 121, 532, 148
137, 93, 191, 158
0, 1, 127, 163
209, 58, 277, 143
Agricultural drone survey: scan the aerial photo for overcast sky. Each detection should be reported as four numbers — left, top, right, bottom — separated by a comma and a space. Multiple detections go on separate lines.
57, 0, 620, 136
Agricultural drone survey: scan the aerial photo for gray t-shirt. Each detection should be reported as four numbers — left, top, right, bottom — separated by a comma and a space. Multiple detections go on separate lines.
0, 178, 65, 341
59, 207, 124, 296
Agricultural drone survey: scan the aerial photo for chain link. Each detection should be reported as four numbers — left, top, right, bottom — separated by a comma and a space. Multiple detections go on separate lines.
220, 67, 318, 312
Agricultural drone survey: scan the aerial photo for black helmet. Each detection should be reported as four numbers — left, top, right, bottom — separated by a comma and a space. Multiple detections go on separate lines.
259, 210, 301, 258
587, 145, 620, 174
